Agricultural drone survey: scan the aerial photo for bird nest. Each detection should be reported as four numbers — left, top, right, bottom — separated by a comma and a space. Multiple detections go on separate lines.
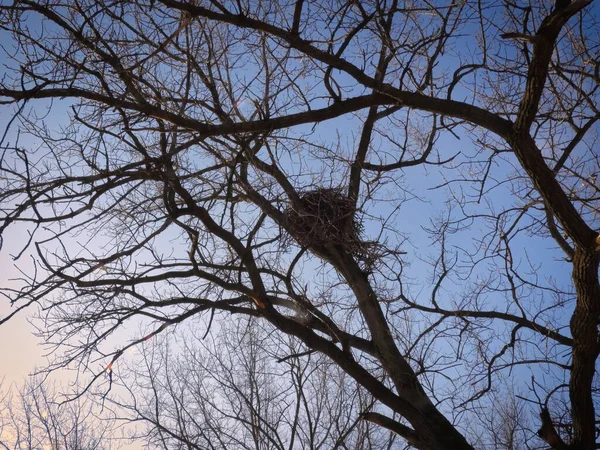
284, 188, 364, 255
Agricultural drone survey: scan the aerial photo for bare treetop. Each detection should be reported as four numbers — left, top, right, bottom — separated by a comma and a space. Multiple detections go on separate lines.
0, 1, 599, 449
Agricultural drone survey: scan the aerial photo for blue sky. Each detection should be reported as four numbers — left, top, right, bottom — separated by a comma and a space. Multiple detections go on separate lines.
1, 2, 597, 447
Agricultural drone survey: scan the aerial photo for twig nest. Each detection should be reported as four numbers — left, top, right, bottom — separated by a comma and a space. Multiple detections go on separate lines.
285, 188, 363, 253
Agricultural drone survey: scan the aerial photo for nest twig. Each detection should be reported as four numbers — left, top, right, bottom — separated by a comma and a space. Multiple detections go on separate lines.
286, 188, 359, 246
284, 188, 380, 265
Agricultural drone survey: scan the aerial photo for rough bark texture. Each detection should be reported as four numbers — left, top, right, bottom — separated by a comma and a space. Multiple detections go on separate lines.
570, 248, 600, 449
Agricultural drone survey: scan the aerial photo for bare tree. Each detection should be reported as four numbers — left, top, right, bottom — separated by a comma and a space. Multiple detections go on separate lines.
0, 1, 599, 449
112, 317, 399, 449
0, 377, 117, 450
